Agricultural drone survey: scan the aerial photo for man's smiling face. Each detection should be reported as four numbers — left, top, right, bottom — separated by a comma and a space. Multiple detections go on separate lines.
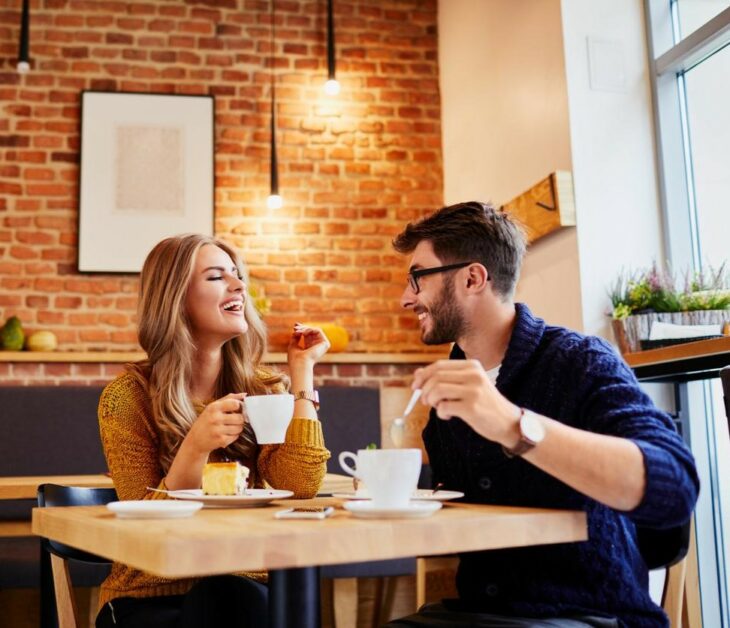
401, 240, 468, 346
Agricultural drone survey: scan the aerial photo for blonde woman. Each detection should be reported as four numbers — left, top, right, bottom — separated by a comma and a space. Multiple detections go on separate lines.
95, 234, 330, 628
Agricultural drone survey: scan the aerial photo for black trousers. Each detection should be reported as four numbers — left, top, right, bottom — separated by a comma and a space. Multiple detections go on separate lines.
95, 575, 268, 628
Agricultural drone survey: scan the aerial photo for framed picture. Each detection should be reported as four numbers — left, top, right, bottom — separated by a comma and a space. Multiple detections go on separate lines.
78, 91, 214, 273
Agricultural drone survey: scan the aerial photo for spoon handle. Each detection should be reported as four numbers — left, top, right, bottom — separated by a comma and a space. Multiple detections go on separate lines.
403, 389, 422, 417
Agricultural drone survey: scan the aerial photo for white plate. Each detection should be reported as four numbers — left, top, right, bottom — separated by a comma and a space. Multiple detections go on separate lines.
333, 489, 464, 502
107, 500, 203, 519
343, 500, 442, 519
166, 488, 294, 508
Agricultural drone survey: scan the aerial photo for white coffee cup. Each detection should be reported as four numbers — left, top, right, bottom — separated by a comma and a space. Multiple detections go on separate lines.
244, 394, 294, 444
338, 448, 421, 509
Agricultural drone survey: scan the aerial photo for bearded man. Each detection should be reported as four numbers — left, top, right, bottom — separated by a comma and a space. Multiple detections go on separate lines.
388, 202, 699, 628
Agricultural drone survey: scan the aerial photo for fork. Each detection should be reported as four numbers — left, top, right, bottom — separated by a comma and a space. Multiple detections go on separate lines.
389, 389, 422, 448
146, 487, 171, 495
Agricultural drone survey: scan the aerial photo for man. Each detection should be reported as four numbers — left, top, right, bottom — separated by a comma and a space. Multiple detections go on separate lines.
389, 202, 699, 627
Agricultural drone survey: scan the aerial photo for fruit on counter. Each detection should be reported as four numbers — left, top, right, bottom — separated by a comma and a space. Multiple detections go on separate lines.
0, 316, 25, 351
26, 330, 58, 352
302, 322, 349, 352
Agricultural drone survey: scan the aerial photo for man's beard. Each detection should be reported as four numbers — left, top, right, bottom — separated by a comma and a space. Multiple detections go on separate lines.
422, 278, 466, 345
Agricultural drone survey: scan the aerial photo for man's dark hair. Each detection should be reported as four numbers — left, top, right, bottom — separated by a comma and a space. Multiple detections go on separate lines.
392, 201, 527, 298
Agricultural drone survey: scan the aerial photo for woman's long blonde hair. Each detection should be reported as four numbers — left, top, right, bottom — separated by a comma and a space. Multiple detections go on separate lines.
130, 234, 284, 472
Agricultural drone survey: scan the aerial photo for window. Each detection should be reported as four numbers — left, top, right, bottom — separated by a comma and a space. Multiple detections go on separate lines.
675, 0, 730, 41
682, 43, 730, 267
646, 2, 730, 625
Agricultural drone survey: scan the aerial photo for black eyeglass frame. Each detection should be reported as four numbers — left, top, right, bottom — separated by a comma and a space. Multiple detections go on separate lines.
407, 261, 478, 294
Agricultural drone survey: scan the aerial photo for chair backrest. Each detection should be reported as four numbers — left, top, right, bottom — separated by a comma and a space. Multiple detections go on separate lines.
37, 484, 118, 562
635, 521, 691, 571
318, 386, 381, 473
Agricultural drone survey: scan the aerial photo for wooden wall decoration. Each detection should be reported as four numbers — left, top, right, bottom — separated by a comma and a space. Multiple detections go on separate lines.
500, 171, 576, 244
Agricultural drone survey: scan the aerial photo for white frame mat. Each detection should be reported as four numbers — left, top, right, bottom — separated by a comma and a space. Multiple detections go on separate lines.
78, 91, 214, 273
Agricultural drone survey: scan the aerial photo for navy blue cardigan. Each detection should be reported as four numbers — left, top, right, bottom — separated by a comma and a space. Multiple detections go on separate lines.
423, 304, 699, 627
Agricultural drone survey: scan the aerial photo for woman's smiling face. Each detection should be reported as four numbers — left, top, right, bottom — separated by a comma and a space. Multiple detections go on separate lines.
184, 244, 249, 346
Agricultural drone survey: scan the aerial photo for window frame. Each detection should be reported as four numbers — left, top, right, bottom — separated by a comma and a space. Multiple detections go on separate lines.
644, 3, 730, 626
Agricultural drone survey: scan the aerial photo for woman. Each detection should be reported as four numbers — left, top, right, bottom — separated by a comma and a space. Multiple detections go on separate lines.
95, 234, 330, 628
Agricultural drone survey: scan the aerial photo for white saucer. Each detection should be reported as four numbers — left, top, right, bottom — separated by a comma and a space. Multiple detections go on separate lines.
343, 500, 442, 519
166, 488, 294, 508
333, 489, 464, 502
107, 500, 203, 519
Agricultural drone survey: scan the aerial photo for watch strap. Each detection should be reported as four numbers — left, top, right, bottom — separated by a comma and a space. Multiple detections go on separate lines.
502, 408, 537, 458
293, 390, 320, 410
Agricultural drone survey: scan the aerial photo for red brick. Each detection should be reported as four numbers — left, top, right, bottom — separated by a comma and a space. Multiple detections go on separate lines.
45, 363, 72, 377
100, 313, 129, 327
37, 311, 65, 324
12, 363, 42, 377
55, 296, 82, 308
73, 363, 102, 377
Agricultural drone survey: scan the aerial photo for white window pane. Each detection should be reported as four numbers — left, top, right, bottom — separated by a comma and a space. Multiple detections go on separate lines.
675, 0, 730, 41
683, 43, 730, 268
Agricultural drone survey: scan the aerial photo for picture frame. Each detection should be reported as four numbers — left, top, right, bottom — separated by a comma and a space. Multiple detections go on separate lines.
78, 91, 214, 273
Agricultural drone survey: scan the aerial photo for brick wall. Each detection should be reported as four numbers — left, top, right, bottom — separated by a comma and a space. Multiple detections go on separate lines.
0, 0, 443, 354
0, 358, 428, 387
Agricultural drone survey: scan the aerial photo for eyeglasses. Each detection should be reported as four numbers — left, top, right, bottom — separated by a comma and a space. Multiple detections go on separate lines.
407, 261, 475, 294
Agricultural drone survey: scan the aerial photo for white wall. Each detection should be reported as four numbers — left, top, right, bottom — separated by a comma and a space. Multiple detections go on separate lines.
560, 0, 665, 338
439, 0, 583, 331
439, 0, 666, 341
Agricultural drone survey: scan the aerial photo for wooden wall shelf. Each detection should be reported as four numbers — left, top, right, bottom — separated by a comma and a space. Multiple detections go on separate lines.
623, 336, 730, 383
0, 351, 443, 365
501, 170, 576, 244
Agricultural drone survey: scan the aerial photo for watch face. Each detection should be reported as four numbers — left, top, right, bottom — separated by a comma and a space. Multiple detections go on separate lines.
521, 411, 545, 444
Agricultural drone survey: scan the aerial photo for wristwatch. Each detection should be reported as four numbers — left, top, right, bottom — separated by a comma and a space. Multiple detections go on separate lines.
502, 408, 545, 458
293, 390, 320, 411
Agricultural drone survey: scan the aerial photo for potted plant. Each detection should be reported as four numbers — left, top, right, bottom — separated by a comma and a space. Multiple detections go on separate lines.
609, 262, 730, 353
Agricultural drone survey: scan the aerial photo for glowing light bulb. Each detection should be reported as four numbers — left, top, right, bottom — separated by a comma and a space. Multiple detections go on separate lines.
267, 194, 283, 210
324, 79, 340, 96
17, 61, 30, 74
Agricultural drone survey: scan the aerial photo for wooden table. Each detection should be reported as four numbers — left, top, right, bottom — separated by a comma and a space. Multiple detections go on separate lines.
33, 496, 586, 627
0, 474, 114, 501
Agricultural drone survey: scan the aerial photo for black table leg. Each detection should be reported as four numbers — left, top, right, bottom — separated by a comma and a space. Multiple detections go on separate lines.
268, 566, 320, 628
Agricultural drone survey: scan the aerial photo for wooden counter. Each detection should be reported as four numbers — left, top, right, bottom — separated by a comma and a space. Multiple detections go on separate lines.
0, 351, 443, 364
623, 336, 730, 382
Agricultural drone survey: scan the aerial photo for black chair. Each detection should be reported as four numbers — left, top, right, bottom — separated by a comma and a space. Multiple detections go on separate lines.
318, 386, 418, 627
636, 521, 690, 571
638, 519, 692, 624
37, 484, 118, 628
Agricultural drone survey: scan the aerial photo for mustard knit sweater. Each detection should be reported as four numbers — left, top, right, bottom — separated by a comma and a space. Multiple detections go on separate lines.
97, 371, 330, 609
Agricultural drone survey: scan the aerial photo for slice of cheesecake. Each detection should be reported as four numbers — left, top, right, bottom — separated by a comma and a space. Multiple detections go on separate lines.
202, 461, 250, 495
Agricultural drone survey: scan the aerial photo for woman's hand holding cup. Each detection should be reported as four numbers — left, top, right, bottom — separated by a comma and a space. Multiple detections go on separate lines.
186, 393, 247, 455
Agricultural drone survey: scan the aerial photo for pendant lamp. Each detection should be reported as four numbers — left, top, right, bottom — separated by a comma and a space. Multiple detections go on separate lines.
324, 0, 340, 95
266, 0, 282, 210
17, 0, 30, 74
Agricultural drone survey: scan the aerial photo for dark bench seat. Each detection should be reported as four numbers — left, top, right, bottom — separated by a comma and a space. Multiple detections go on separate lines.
0, 386, 109, 591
